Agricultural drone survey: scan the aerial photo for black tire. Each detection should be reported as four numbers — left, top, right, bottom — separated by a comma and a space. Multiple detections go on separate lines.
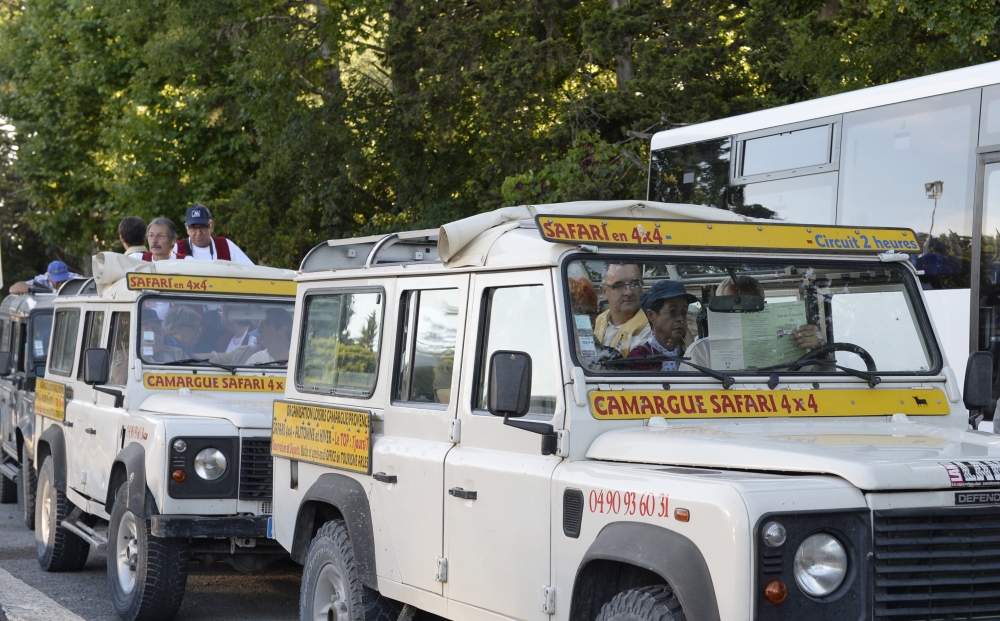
34, 456, 90, 571
18, 446, 36, 530
596, 585, 687, 621
0, 463, 16, 503
299, 519, 400, 621
107, 482, 189, 621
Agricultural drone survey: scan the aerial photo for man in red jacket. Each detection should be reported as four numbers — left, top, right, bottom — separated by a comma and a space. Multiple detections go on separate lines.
175, 204, 254, 264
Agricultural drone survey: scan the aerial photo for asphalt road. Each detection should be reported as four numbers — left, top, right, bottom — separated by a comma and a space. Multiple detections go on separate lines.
0, 499, 301, 621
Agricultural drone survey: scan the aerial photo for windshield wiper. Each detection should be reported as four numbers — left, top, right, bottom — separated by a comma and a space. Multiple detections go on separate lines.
158, 357, 239, 375
760, 358, 882, 388
252, 359, 288, 367
601, 354, 736, 389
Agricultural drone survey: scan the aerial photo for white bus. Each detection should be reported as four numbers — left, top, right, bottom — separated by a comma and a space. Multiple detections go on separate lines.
648, 60, 1000, 398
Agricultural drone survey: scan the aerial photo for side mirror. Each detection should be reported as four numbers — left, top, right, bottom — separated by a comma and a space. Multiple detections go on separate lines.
0, 352, 12, 377
83, 348, 110, 386
487, 351, 532, 418
709, 294, 765, 313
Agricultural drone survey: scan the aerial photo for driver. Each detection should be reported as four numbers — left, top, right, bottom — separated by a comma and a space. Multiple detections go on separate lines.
686, 276, 824, 368
210, 308, 292, 366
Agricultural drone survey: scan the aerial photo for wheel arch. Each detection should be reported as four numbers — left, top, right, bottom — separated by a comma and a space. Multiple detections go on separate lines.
106, 442, 147, 516
36, 425, 66, 491
291, 472, 377, 590
570, 522, 721, 621
16, 414, 32, 461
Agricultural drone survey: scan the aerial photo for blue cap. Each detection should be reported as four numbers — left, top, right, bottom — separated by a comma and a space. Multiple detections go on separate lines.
640, 280, 697, 313
47, 261, 70, 283
185, 204, 212, 226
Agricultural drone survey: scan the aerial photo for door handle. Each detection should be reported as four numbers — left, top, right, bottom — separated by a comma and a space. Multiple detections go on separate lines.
449, 487, 477, 500
85, 428, 96, 435
373, 472, 397, 484
63, 421, 74, 427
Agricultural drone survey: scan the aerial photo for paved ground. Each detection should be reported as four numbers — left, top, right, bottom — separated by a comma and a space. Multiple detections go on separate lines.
0, 499, 301, 621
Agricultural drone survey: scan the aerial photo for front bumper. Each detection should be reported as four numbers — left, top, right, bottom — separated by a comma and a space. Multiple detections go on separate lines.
150, 515, 268, 538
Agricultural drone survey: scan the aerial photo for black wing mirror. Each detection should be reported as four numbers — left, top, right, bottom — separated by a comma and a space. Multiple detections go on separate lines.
965, 351, 994, 427
83, 348, 124, 408
708, 294, 765, 313
487, 351, 557, 455
0, 352, 12, 377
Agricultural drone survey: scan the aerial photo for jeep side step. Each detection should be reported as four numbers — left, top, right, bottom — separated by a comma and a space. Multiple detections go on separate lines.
0, 461, 18, 481
60, 510, 108, 549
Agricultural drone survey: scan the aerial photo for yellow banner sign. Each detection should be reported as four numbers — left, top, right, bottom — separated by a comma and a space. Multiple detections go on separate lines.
126, 273, 296, 296
143, 373, 285, 392
271, 401, 371, 474
536, 216, 920, 254
590, 389, 949, 420
34, 379, 69, 421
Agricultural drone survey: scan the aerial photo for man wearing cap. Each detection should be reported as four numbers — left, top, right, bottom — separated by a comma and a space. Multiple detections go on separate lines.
594, 263, 651, 356
626, 280, 697, 371
175, 204, 254, 264
9, 261, 80, 294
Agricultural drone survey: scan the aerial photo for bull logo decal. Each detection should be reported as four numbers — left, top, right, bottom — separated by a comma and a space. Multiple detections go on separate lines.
913, 396, 928, 407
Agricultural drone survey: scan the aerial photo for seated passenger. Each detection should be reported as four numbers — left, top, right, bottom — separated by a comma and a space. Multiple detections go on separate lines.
686, 276, 824, 368
211, 308, 292, 366
163, 306, 203, 360
626, 280, 697, 371
594, 263, 652, 356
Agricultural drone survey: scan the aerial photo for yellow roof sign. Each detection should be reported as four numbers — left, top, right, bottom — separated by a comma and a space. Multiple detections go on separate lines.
126, 273, 296, 296
535, 216, 919, 253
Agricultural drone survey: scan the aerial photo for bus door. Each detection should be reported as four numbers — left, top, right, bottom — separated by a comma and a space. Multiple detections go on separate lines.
974, 152, 1000, 412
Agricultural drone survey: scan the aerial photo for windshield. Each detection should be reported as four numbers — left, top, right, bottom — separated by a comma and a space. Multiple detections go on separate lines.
138, 296, 295, 368
31, 313, 52, 359
567, 258, 938, 376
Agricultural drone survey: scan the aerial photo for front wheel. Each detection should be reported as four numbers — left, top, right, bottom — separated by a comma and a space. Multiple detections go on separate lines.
18, 446, 37, 529
299, 519, 400, 621
107, 482, 189, 621
35, 456, 89, 571
596, 585, 687, 621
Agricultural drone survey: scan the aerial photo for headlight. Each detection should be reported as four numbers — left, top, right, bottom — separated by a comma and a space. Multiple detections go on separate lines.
793, 533, 848, 597
193, 448, 228, 480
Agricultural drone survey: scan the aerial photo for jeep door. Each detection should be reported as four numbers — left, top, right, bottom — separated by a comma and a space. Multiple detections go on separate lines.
84, 310, 130, 505
48, 307, 86, 492
372, 274, 469, 594
64, 307, 107, 498
443, 271, 563, 621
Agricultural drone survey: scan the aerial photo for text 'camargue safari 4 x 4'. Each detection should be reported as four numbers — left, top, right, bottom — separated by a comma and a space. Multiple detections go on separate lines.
266, 200, 1000, 621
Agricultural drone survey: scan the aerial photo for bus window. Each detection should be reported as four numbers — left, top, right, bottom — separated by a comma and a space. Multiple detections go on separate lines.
740, 125, 831, 177
981, 84, 1000, 149
647, 137, 731, 210
839, 89, 979, 289
728, 172, 838, 224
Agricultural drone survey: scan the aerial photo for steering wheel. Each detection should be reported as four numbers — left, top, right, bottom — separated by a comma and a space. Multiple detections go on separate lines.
794, 342, 877, 373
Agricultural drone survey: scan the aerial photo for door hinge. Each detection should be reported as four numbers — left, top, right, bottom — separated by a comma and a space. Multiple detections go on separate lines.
436, 557, 448, 583
541, 586, 556, 615
556, 430, 569, 457
449, 418, 461, 443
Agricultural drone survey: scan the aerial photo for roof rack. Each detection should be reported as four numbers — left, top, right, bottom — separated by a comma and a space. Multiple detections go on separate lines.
300, 229, 440, 273
58, 277, 97, 297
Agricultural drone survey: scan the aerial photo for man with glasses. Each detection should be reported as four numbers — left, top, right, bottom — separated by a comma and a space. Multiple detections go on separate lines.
594, 263, 651, 355
626, 280, 697, 370
175, 204, 254, 264
142, 217, 180, 261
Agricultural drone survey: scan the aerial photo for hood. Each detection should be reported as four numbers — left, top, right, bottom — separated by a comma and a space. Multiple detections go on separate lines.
586, 420, 1000, 491
139, 392, 272, 429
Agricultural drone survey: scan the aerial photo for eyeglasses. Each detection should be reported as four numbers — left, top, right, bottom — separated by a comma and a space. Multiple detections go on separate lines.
147, 233, 171, 241
656, 308, 689, 319
606, 280, 643, 292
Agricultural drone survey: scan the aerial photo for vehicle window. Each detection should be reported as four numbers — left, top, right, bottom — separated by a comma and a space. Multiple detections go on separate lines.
0, 319, 9, 352
728, 172, 838, 224
647, 137, 731, 210
15, 323, 26, 372
740, 125, 831, 177
394, 289, 460, 405
566, 258, 936, 376
77, 311, 105, 380
981, 84, 1000, 148
475, 286, 558, 418
49, 309, 81, 376
137, 296, 295, 368
31, 314, 52, 360
297, 291, 383, 396
108, 312, 131, 386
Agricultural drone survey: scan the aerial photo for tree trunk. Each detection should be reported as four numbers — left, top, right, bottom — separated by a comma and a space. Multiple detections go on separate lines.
608, 0, 634, 90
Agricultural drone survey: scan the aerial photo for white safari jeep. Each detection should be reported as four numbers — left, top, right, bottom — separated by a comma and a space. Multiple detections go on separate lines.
271, 201, 1000, 621
30, 254, 295, 621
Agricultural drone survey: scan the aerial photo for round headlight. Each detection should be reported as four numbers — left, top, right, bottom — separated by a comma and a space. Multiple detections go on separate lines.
762, 521, 787, 548
194, 448, 227, 481
793, 533, 848, 597
172, 439, 187, 453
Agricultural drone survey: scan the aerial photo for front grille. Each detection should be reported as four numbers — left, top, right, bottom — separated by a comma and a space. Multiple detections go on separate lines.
874, 506, 1000, 621
239, 438, 273, 501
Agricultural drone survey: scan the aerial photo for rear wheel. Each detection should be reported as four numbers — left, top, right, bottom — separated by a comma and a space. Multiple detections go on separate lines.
34, 456, 89, 571
107, 482, 189, 621
299, 519, 400, 621
596, 585, 687, 621
18, 446, 36, 529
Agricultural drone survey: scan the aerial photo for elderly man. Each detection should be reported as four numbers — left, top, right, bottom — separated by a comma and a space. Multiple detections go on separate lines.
9, 261, 79, 294
143, 217, 180, 261
175, 204, 253, 264
594, 263, 651, 356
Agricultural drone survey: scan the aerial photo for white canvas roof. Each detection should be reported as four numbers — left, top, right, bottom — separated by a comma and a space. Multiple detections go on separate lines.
92, 253, 296, 296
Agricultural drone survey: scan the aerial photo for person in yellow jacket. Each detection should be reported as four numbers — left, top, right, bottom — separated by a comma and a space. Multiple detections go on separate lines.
593, 263, 652, 356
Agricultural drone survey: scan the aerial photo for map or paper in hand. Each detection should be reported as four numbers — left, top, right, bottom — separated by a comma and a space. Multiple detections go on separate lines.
707, 300, 809, 370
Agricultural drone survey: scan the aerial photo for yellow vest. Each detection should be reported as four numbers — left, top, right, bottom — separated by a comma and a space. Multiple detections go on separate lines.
594, 310, 650, 356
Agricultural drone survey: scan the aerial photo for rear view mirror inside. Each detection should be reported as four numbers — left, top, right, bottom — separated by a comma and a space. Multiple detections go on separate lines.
708, 294, 765, 313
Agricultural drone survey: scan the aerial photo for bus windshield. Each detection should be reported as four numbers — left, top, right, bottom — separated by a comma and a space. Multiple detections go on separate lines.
566, 258, 938, 377
138, 296, 295, 368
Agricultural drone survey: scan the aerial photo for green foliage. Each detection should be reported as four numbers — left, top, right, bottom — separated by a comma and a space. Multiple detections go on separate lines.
0, 0, 996, 271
